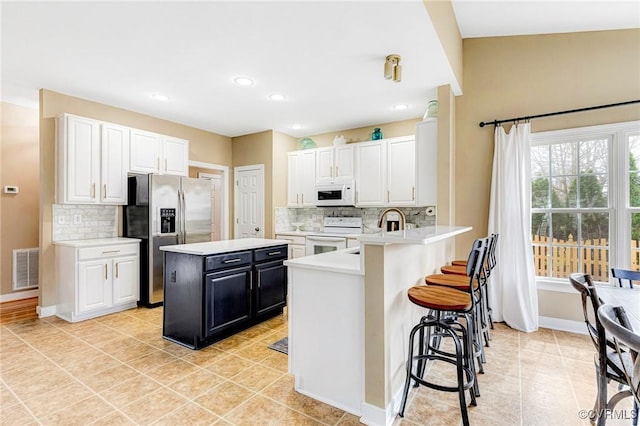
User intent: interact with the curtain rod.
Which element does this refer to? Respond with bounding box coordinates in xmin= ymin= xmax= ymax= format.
xmin=478 ymin=99 xmax=640 ymax=128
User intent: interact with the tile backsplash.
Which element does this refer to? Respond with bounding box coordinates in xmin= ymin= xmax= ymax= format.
xmin=275 ymin=206 xmax=436 ymax=233
xmin=53 ymin=204 xmax=118 ymax=241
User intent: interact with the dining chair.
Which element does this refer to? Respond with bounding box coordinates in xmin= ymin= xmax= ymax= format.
xmin=597 ymin=304 xmax=639 ymax=426
xmin=611 ymin=268 xmax=640 ymax=288
xmin=568 ymin=273 xmax=636 ymax=424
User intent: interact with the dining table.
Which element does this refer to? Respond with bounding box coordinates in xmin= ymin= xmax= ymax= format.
xmin=594 ymin=284 xmax=640 ymax=426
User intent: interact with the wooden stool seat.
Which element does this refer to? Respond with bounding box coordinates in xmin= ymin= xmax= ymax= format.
xmin=440 ymin=265 xmax=467 ymax=275
xmin=425 ymin=274 xmax=479 ymax=291
xmin=408 ymin=285 xmax=473 ymax=311
xmin=452 ymin=260 xmax=467 ymax=267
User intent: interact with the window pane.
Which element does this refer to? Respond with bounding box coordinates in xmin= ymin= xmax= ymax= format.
xmin=532 ymin=178 xmax=549 ymax=208
xmin=579 ymin=139 xmax=608 ymax=174
xmin=632 ymin=212 xmax=640 ymax=251
xmin=581 ymin=213 xmax=609 ymax=244
xmin=551 ymin=142 xmax=577 ymax=176
xmin=630 ymin=172 xmax=640 ymax=208
xmin=581 ymin=247 xmax=609 ymax=281
xmin=532 ymin=244 xmax=550 ymax=277
xmin=630 ymin=135 xmax=640 ymax=169
xmin=551 ymin=244 xmax=578 ymax=279
xmin=579 ymin=174 xmax=608 ymax=208
xmin=552 ymin=177 xmax=576 ymax=208
xmin=552 ymin=213 xmax=578 ymax=242
xmin=531 ymin=145 xmax=549 ymax=178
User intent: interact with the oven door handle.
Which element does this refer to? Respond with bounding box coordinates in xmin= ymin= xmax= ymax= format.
xmin=306 ymin=236 xmax=347 ymax=243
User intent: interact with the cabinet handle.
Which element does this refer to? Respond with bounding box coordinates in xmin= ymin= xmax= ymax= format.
xmin=336 ymin=165 xmax=339 ymax=177
xmin=157 ymin=157 xmax=160 ymax=171
xmin=257 ymin=274 xmax=261 ymax=288
xmin=165 ymin=158 xmax=168 ymax=171
xmin=223 ymin=258 xmax=242 ymax=264
xmin=301 ymin=193 xmax=304 ymax=204
xmin=330 ymin=166 xmax=334 ymax=177
xmin=267 ymin=251 xmax=281 ymax=256
xmin=115 ymin=262 xmax=119 ymax=278
xmin=92 ymin=183 xmax=96 ymax=199
xmin=104 ymin=264 xmax=108 ymax=280
xmin=387 ymin=190 xmax=390 ymax=203
xmin=103 ymin=184 xmax=107 ymax=198
xmin=296 ymin=193 xmax=299 ymax=204
xmin=412 ymin=186 xmax=415 ymax=201
xmin=102 ymin=250 xmax=120 ymax=254
xmin=356 ymin=191 xmax=359 ymax=204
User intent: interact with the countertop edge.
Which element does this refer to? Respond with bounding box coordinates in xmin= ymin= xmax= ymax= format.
xmin=160 ymin=238 xmax=290 ymax=255
xmin=53 ymin=237 xmax=141 ymax=247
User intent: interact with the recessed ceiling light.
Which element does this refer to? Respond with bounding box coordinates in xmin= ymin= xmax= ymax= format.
xmin=393 ymin=104 xmax=409 ymax=110
xmin=233 ymin=77 xmax=254 ymax=86
xmin=290 ymin=124 xmax=303 ymax=130
xmin=269 ymin=94 xmax=286 ymax=101
xmin=150 ymin=93 xmax=170 ymax=102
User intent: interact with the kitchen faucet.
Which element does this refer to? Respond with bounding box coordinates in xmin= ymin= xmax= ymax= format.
xmin=377 ymin=208 xmax=406 ymax=231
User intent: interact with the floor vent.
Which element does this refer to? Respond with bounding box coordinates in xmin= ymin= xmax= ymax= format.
xmin=13 ymin=248 xmax=39 ymax=291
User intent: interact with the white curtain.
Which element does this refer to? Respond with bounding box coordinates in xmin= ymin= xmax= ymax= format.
xmin=488 ymin=123 xmax=538 ymax=332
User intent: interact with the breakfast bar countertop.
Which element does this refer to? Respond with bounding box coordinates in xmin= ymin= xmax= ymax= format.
xmin=358 ymin=225 xmax=472 ymax=245
xmin=159 ymin=238 xmax=290 ymax=255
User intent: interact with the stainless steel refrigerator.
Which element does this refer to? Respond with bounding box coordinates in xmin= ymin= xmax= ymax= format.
xmin=124 ymin=174 xmax=211 ymax=307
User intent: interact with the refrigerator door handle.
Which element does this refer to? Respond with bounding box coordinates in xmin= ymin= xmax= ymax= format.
xmin=180 ymin=189 xmax=186 ymax=244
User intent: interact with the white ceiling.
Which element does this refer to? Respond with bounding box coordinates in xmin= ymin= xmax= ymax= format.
xmin=2 ymin=1 xmax=638 ymax=138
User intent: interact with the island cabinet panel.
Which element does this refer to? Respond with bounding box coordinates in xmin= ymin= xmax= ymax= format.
xmin=163 ymin=244 xmax=288 ymax=349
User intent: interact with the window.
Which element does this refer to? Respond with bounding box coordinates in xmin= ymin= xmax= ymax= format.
xmin=530 ymin=121 xmax=640 ymax=283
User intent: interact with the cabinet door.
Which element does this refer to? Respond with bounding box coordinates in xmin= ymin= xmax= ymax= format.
xmin=101 ymin=123 xmax=129 ymax=204
xmin=287 ymin=153 xmax=301 ymax=207
xmin=355 ymin=142 xmax=386 ymax=206
xmin=130 ymin=129 xmax=161 ymax=174
xmin=163 ymin=137 xmax=189 ymax=176
xmin=60 ymin=115 xmax=100 ymax=204
xmin=204 ymin=266 xmax=252 ymax=335
xmin=291 ymin=244 xmax=306 ymax=258
xmin=334 ymin=145 xmax=354 ymax=181
xmin=315 ymin=147 xmax=334 ymax=184
xmin=300 ymin=150 xmax=316 ymax=206
xmin=78 ymin=259 xmax=111 ymax=313
xmin=254 ymin=260 xmax=286 ymax=316
xmin=112 ymin=255 xmax=139 ymax=305
xmin=387 ymin=138 xmax=416 ymax=206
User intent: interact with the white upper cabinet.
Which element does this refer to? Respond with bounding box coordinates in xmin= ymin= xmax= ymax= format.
xmin=56 ymin=114 xmax=127 ymax=205
xmin=288 ymin=150 xmax=316 ymax=207
xmin=387 ymin=137 xmax=417 ymax=206
xmin=129 ymin=129 xmax=189 ymax=176
xmin=354 ymin=141 xmax=386 ymax=206
xmin=414 ymin=120 xmax=438 ymax=206
xmin=315 ymin=145 xmax=354 ymax=184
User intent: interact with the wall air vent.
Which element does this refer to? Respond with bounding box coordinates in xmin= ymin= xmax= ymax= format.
xmin=12 ymin=248 xmax=39 ymax=290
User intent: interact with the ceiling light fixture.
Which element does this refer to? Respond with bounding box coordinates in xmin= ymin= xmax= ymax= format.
xmin=290 ymin=124 xmax=303 ymax=130
xmin=393 ymin=104 xmax=409 ymax=111
xmin=269 ymin=94 xmax=286 ymax=101
xmin=233 ymin=77 xmax=254 ymax=86
xmin=150 ymin=93 xmax=170 ymax=102
xmin=384 ymin=54 xmax=402 ymax=83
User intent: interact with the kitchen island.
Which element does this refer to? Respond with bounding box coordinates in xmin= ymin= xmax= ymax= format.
xmin=285 ymin=225 xmax=472 ymax=425
xmin=160 ymin=238 xmax=289 ymax=349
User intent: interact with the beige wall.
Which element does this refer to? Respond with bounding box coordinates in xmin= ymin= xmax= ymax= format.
xmin=423 ymin=0 xmax=463 ymax=93
xmin=231 ymin=130 xmax=274 ymax=238
xmin=307 ymin=118 xmax=422 ymax=147
xmin=456 ymin=29 xmax=640 ymax=322
xmin=38 ymin=89 xmax=232 ymax=307
xmin=1 ymin=103 xmax=39 ymax=297
xmin=436 ymin=85 xmax=456 ymax=226
xmin=272 ymin=131 xmax=298 ymax=210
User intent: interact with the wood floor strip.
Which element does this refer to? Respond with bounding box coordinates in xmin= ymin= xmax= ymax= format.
xmin=0 ymin=297 xmax=38 ymax=325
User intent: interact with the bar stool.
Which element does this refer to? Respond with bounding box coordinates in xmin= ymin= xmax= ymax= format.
xmin=398 ymin=239 xmax=488 ymax=426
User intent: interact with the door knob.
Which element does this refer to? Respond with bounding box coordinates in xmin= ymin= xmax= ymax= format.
xmin=255 ymin=227 xmax=260 ymax=232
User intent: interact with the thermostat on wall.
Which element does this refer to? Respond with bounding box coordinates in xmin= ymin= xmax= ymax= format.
xmin=3 ymin=186 xmax=19 ymax=194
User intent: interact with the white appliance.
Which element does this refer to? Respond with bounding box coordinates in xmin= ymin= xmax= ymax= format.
xmin=315 ymin=181 xmax=355 ymax=207
xmin=305 ymin=217 xmax=362 ymax=255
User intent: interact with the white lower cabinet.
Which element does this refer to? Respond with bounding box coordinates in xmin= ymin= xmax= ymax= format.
xmin=56 ymin=239 xmax=140 ymax=322
xmin=275 ymin=234 xmax=306 ymax=258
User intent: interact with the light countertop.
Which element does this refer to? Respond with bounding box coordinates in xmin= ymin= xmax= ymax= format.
xmin=358 ymin=225 xmax=472 ymax=245
xmin=53 ymin=237 xmax=141 ymax=247
xmin=284 ymin=247 xmax=363 ymax=276
xmin=160 ymin=238 xmax=290 ymax=255
xmin=275 ymin=230 xmax=362 ymax=238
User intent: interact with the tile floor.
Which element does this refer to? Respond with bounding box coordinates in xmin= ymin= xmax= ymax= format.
xmin=0 ymin=308 xmax=636 ymax=426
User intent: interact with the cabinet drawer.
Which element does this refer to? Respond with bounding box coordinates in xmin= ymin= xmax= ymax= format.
xmin=275 ymin=235 xmax=305 ymax=245
xmin=205 ymin=251 xmax=252 ymax=272
xmin=254 ymin=245 xmax=288 ymax=263
xmin=78 ymin=244 xmax=138 ymax=261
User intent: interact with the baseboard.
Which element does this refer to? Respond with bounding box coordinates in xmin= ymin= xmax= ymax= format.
xmin=360 ymin=402 xmax=389 ymax=426
xmin=538 ymin=316 xmax=587 ymax=335
xmin=37 ymin=304 xmax=56 ymax=318
xmin=0 ymin=289 xmax=38 ymax=303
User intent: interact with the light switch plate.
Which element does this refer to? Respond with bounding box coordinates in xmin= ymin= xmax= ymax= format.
xmin=73 ymin=214 xmax=82 ymax=225
xmin=3 ymin=186 xmax=19 ymax=194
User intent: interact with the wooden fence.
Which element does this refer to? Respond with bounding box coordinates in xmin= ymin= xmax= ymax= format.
xmin=531 ymin=235 xmax=640 ymax=281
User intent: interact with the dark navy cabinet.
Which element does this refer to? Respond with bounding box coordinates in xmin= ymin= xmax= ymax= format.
xmin=163 ymin=245 xmax=287 ymax=349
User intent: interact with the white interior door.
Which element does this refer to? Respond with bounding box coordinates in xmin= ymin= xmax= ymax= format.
xmin=199 ymin=172 xmax=223 ymax=241
xmin=234 ymin=165 xmax=264 ymax=239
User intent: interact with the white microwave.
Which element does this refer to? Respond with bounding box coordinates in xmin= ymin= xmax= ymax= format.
xmin=315 ymin=182 xmax=355 ymax=206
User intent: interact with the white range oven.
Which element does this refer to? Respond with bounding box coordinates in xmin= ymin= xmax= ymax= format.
xmin=305 ymin=217 xmax=362 ymax=256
